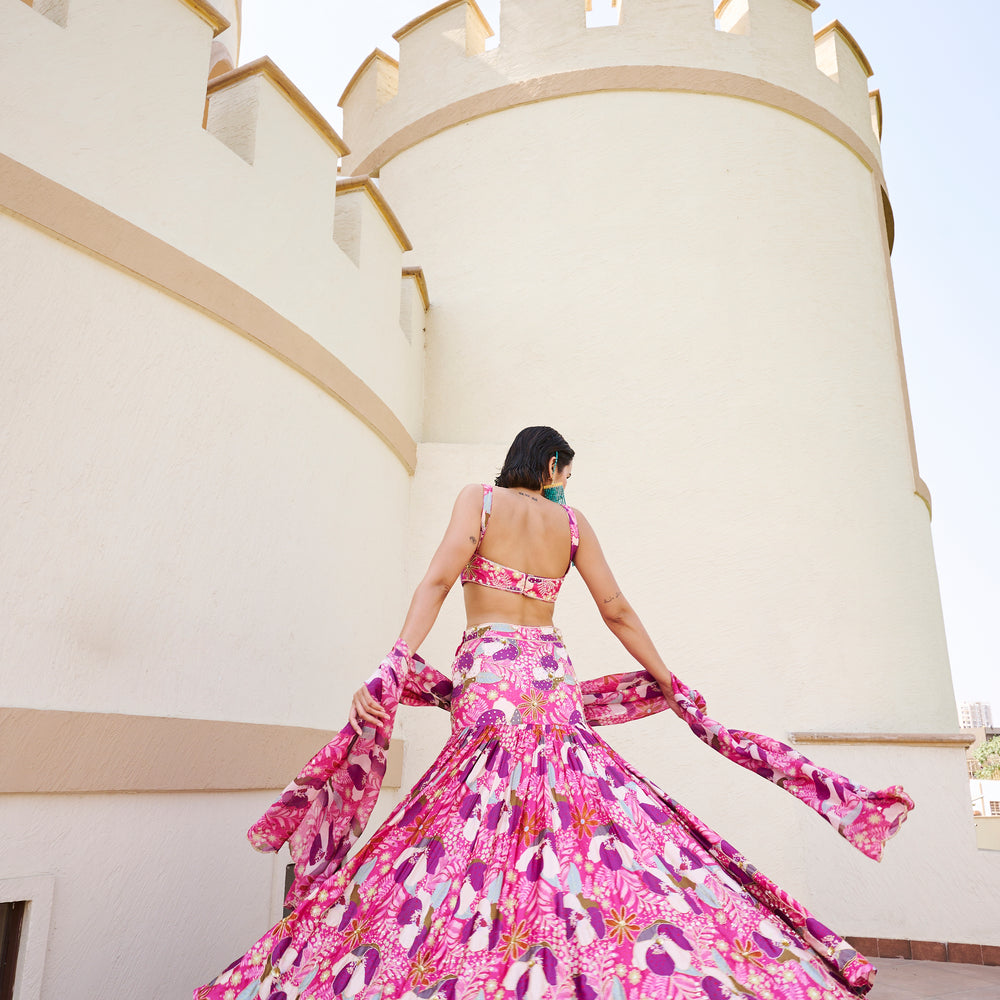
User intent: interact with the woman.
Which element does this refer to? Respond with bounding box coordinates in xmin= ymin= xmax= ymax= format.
xmin=196 ymin=426 xmax=907 ymax=1000
xmin=349 ymin=426 xmax=684 ymax=736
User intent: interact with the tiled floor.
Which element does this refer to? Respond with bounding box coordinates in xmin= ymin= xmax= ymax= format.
xmin=870 ymin=957 xmax=1000 ymax=998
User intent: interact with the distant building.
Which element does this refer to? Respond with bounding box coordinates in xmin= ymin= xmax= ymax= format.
xmin=960 ymin=701 xmax=994 ymax=729
xmin=971 ymin=778 xmax=1000 ymax=817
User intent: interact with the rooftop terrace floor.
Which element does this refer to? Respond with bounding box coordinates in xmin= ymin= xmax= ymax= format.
xmin=871 ymin=957 xmax=1000 ymax=998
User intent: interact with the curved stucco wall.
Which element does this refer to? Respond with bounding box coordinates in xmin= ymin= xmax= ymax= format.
xmin=383 ymin=90 xmax=948 ymax=732
xmin=378 ymin=75 xmax=995 ymax=942
xmin=0 ymin=4 xmax=426 ymax=995
xmin=0 ymin=182 xmax=414 ymax=998
xmin=340 ymin=0 xmax=882 ymax=180
xmin=1 ymin=786 xmax=409 ymax=999
xmin=0 ymin=209 xmax=411 ymax=728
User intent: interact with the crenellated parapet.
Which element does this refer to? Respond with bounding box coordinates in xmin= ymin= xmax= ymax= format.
xmin=0 ymin=0 xmax=428 ymax=465
xmin=207 ymin=56 xmax=349 ymax=165
xmin=340 ymin=0 xmax=881 ymax=179
xmin=395 ymin=0 xmax=494 ymax=84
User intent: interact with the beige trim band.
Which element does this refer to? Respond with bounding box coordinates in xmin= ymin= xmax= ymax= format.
xmin=0 ymin=151 xmax=417 ymax=472
xmin=788 ymin=731 xmax=974 ymax=748
xmin=393 ymin=0 xmax=494 ymax=43
xmin=208 ymin=56 xmax=350 ymax=157
xmin=0 ymin=707 xmax=403 ymax=793
xmin=339 ymin=48 xmax=399 ymax=109
xmin=353 ymin=65 xmax=884 ymax=183
xmin=178 ymin=0 xmax=230 ymax=37
xmin=337 ymin=175 xmax=414 ymax=251
xmin=208 ymin=54 xmax=234 ymax=81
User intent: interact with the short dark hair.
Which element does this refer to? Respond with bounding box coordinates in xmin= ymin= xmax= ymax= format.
xmin=495 ymin=426 xmax=575 ymax=490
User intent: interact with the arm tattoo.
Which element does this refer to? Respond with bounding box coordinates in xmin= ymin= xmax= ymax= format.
xmin=602 ymin=591 xmax=621 ymax=604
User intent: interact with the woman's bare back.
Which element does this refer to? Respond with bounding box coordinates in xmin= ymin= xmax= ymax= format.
xmin=463 ymin=486 xmax=575 ymax=627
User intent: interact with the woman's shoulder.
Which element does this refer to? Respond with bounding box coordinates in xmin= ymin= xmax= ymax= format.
xmin=449 ymin=483 xmax=487 ymax=513
xmin=454 ymin=482 xmax=488 ymax=501
xmin=568 ymin=506 xmax=593 ymax=536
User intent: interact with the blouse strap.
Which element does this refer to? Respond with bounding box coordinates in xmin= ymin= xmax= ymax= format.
xmin=565 ymin=505 xmax=580 ymax=565
xmin=480 ymin=484 xmax=493 ymax=544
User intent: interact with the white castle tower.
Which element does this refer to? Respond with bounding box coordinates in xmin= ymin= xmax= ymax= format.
xmin=1 ymin=0 xmax=997 ymax=996
xmin=341 ymin=0 xmax=1000 ymax=954
xmin=341 ymin=0 xmax=1000 ymax=964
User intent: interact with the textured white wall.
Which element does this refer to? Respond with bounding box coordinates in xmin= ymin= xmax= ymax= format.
xmin=0 ymin=203 xmax=417 ymax=994
xmin=1 ymin=790 xmax=279 ymax=999
xmin=801 ymin=745 xmax=1000 ymax=942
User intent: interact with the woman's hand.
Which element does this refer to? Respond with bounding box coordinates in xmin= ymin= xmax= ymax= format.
xmin=658 ymin=677 xmax=686 ymax=720
xmin=348 ymin=684 xmax=390 ymax=736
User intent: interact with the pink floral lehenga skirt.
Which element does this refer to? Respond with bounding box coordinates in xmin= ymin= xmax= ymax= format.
xmin=195 ymin=624 xmax=912 ymax=1000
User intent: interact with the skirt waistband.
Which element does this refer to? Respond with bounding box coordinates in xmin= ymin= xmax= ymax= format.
xmin=461 ymin=621 xmax=563 ymax=644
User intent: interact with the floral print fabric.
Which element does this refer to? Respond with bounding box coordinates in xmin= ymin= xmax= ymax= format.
xmin=460 ymin=554 xmax=567 ymax=603
xmin=198 ymin=626 xmax=912 ymax=1000
xmin=459 ymin=487 xmax=581 ymax=603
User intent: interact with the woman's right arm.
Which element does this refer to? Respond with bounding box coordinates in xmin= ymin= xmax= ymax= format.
xmin=348 ymin=484 xmax=483 ymax=734
xmin=572 ymin=508 xmax=685 ymax=719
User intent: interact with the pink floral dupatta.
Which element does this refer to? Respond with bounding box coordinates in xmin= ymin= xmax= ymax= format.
xmin=248 ymin=648 xmax=913 ymax=994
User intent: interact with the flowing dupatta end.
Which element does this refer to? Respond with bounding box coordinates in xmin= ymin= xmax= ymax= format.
xmin=247 ymin=645 xmax=451 ymax=908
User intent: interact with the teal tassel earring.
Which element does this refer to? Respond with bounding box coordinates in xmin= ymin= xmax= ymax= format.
xmin=542 ymin=450 xmax=566 ymax=504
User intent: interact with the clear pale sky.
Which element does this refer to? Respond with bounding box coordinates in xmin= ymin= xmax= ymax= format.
xmin=240 ymin=1 xmax=999 ymax=724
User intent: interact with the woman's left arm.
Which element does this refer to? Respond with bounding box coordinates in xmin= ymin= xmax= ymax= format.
xmin=349 ymin=484 xmax=482 ymax=733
